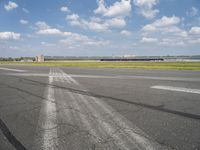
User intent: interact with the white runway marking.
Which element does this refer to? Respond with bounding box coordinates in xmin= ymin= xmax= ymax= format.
xmin=89 ymin=96 xmax=160 ymax=150
xmin=151 ymin=85 xmax=200 ymax=94
xmin=0 ymin=67 xmax=26 ymax=72
xmin=42 ymin=72 xmax=58 ymax=150
xmin=33 ymin=69 xmax=58 ymax=150
xmin=52 ymin=68 xmax=168 ymax=149
xmin=30 ymin=68 xmax=171 ymax=149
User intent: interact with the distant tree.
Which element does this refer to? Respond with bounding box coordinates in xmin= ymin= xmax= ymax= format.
xmin=8 ymin=57 xmax=13 ymax=61
xmin=16 ymin=58 xmax=19 ymax=61
xmin=19 ymin=57 xmax=23 ymax=61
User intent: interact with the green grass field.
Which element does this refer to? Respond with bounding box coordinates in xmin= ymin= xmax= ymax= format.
xmin=0 ymin=61 xmax=200 ymax=70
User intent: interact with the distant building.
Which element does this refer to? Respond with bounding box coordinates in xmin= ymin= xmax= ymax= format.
xmin=20 ymin=59 xmax=33 ymax=62
xmin=35 ymin=55 xmax=44 ymax=62
xmin=123 ymin=54 xmax=136 ymax=58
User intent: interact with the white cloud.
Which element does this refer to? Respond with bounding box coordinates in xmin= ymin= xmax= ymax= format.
xmin=4 ymin=1 xmax=18 ymax=11
xmin=189 ymin=38 xmax=200 ymax=44
xmin=20 ymin=19 xmax=28 ymax=25
xmin=142 ymin=24 xmax=156 ymax=32
xmin=106 ymin=17 xmax=126 ymax=28
xmin=86 ymin=40 xmax=110 ymax=46
xmin=90 ymin=17 xmax=103 ymax=22
xmin=66 ymin=14 xmax=126 ymax=32
xmin=142 ymin=16 xmax=181 ymax=33
xmin=60 ymin=6 xmax=70 ymax=12
xmin=37 ymin=28 xmax=62 ymax=35
xmin=81 ymin=20 xmax=109 ymax=32
xmin=173 ymin=41 xmax=185 ymax=46
xmin=66 ymin=1 xmax=131 ymax=33
xmin=0 ymin=32 xmax=20 ymax=40
xmin=66 ymin=14 xmax=81 ymax=26
xmin=140 ymin=9 xmax=159 ymax=19
xmin=151 ymin=16 xmax=180 ymax=27
xmin=134 ymin=0 xmax=158 ymax=7
xmin=66 ymin=14 xmax=80 ymax=20
xmin=141 ymin=37 xmax=158 ymax=43
xmin=187 ymin=7 xmax=198 ymax=17
xmin=9 ymin=46 xmax=20 ymax=50
xmin=141 ymin=17 xmax=187 ymax=46
xmin=120 ymin=30 xmax=132 ymax=36
xmin=34 ymin=21 xmax=110 ymax=47
xmin=159 ymin=38 xmax=185 ymax=46
xmin=28 ymin=21 xmax=110 ymax=50
xmin=159 ymin=38 xmax=172 ymax=45
xmin=22 ymin=8 xmax=29 ymax=13
xmin=94 ymin=0 xmax=131 ymax=17
xmin=41 ymin=42 xmax=56 ymax=47
xmin=161 ymin=26 xmax=183 ymax=33
xmin=141 ymin=16 xmax=189 ymax=45
xmin=159 ymin=26 xmax=188 ymax=38
xmin=133 ymin=0 xmax=159 ymax=19
xmin=189 ymin=27 xmax=200 ymax=34
xmin=35 ymin=21 xmax=50 ymax=30
xmin=60 ymin=32 xmax=110 ymax=46
xmin=35 ymin=21 xmax=62 ymax=35
xmin=67 ymin=14 xmax=103 ymax=31
xmin=174 ymin=30 xmax=188 ymax=38
xmin=94 ymin=0 xmax=107 ymax=15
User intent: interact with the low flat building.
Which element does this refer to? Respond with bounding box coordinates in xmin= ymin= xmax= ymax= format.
xmin=20 ymin=59 xmax=33 ymax=62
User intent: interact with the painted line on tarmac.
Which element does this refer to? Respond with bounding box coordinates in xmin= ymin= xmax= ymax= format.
xmin=42 ymin=68 xmax=58 ymax=150
xmin=0 ymin=67 xmax=26 ymax=72
xmin=5 ymin=73 xmax=200 ymax=82
xmin=54 ymin=68 xmax=169 ymax=149
xmin=151 ymin=85 xmax=200 ymax=94
xmin=33 ymin=68 xmax=58 ymax=150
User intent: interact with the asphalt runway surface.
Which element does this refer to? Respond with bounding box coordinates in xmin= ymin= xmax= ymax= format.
xmin=0 ymin=65 xmax=200 ymax=150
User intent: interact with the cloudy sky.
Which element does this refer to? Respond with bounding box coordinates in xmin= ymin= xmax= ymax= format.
xmin=0 ymin=0 xmax=200 ymax=57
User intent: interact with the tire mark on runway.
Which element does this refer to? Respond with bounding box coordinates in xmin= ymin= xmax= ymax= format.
xmin=53 ymin=68 xmax=170 ymax=150
xmin=5 ymin=72 xmax=200 ymax=82
xmin=0 ymin=118 xmax=27 ymax=150
xmin=6 ymin=71 xmax=200 ymax=122
xmin=53 ymin=69 xmax=102 ymax=149
xmin=4 ymin=75 xmax=200 ymax=121
xmin=75 ymin=93 xmax=138 ymax=150
xmin=53 ymin=70 xmax=133 ymax=149
xmin=75 ymin=92 xmax=166 ymax=150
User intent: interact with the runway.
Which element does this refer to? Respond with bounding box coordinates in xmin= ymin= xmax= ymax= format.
xmin=0 ymin=65 xmax=200 ymax=150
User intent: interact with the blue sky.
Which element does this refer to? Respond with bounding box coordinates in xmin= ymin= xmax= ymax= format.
xmin=0 ymin=0 xmax=200 ymax=57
